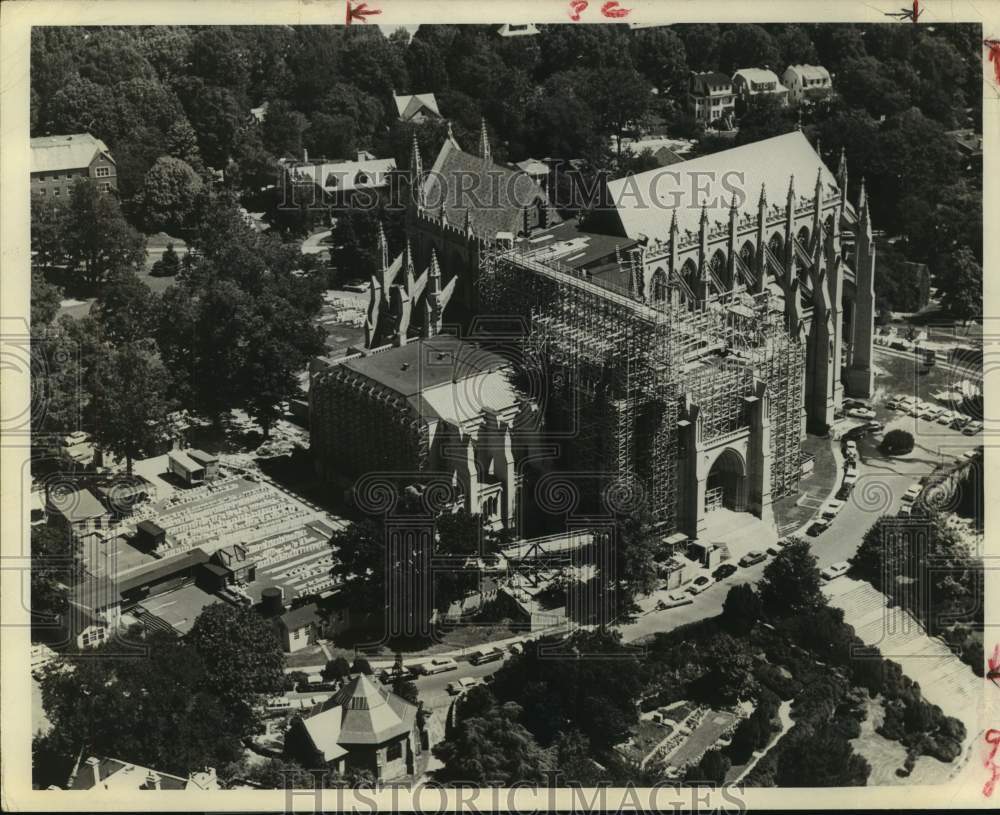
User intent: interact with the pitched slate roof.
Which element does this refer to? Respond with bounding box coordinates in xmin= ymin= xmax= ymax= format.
xmin=31 ymin=133 xmax=113 ymax=174
xmin=316 ymin=673 xmax=417 ymax=746
xmin=421 ymin=137 xmax=559 ymax=238
xmin=298 ymin=704 xmax=349 ymax=762
xmin=288 ymin=156 xmax=397 ymax=193
xmin=732 ymin=68 xmax=786 ymax=91
xmin=607 ymin=131 xmax=839 ymax=245
xmin=69 ymin=757 xmax=189 ymax=790
xmin=690 ymin=72 xmax=732 ymax=95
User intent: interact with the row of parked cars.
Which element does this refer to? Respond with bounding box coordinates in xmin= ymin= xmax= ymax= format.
xmin=658 ymin=547 xmax=783 ymax=609
xmin=886 ymin=395 xmax=982 ymax=434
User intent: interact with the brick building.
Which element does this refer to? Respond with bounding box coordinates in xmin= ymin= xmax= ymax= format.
xmin=30 ymin=133 xmax=117 ymax=198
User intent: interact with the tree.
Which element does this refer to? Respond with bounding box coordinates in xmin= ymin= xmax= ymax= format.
xmin=685 ymin=748 xmax=731 ymax=785
xmin=758 ymin=539 xmax=825 ymax=618
xmin=304 ymin=112 xmax=358 ymax=161
xmin=679 ymin=24 xmax=721 ymax=72
xmin=262 ymin=99 xmax=309 ymax=159
xmin=489 ymin=629 xmax=642 ymax=750
xmin=718 ymin=25 xmax=781 ymax=73
xmin=38 ymin=632 xmax=245 ymax=779
xmin=242 ymin=758 xmax=323 ymax=789
xmin=351 ymin=656 xmax=373 ymax=675
xmin=321 ymin=656 xmax=352 ymax=682
xmin=937 ymin=247 xmax=982 ymax=324
xmin=774 ymin=723 xmax=871 ymax=786
xmin=880 ymin=428 xmax=915 ymax=456
xmin=31 ymin=196 xmax=69 ymax=275
xmin=150 ymin=243 xmax=182 ymax=277
xmin=610 ymin=509 xmax=661 ymax=618
xmin=721 ymin=583 xmax=761 ymax=635
xmin=186 ymin=603 xmax=286 ymax=728
xmin=31 ymin=270 xmax=63 ymax=327
xmin=31 ymin=524 xmax=78 ymax=629
xmin=433 ymin=692 xmax=553 ymax=785
xmin=579 ymin=67 xmax=651 ymax=159
xmin=735 ymin=94 xmax=797 ymax=146
xmin=142 ymin=156 xmax=205 ymax=233
xmin=62 ymin=179 xmax=147 ymax=290
xmin=91 ymin=269 xmax=157 ymax=345
xmin=630 ymin=28 xmax=688 ymax=95
xmin=88 ymin=340 xmax=171 ymax=474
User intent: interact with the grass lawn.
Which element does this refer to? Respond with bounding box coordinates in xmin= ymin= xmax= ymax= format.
xmin=285 ymin=644 xmax=328 ymax=669
xmin=667 ymin=709 xmax=738 ymax=769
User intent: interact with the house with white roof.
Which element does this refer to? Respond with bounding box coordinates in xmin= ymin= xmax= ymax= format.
xmin=30 ymin=133 xmax=116 ymax=198
xmin=731 ymin=68 xmax=789 ymax=109
xmin=782 ymin=64 xmax=833 ymax=104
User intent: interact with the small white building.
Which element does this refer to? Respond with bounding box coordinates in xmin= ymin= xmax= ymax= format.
xmin=782 ymin=64 xmax=833 ymax=104
xmin=732 ymin=68 xmax=789 ymax=107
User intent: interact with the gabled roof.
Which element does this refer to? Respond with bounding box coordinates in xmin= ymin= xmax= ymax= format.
xmin=394 ymin=92 xmax=440 ymax=121
xmin=31 ymin=133 xmax=113 ymax=174
xmin=288 ymin=156 xmax=397 ymax=193
xmin=785 ymin=64 xmax=831 ymax=82
xmin=278 ymin=602 xmax=319 ymax=632
xmin=732 ymin=68 xmax=786 ymax=90
xmin=690 ymin=72 xmax=732 ymax=95
xmin=607 ymin=131 xmax=839 ymax=245
xmin=421 ymin=137 xmax=557 ymax=238
xmin=298 ymin=704 xmax=349 ymax=762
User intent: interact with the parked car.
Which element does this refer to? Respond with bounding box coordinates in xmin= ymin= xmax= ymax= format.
xmin=469 ymin=648 xmax=505 ymax=666
xmin=821 ymin=500 xmax=845 ymax=520
xmin=920 ymin=406 xmax=940 ymax=420
xmin=508 ymin=642 xmax=525 ymax=655
xmin=712 ymin=563 xmax=738 ymax=581
xmin=766 ymin=545 xmax=781 ymax=557
xmin=843 ymin=399 xmax=868 ymax=410
xmin=951 ymin=415 xmax=970 ymax=430
xmin=687 ymin=575 xmax=714 ymax=595
xmin=738 ymin=550 xmax=767 ymax=567
xmin=898 ymin=503 xmax=912 ymax=517
xmin=847 ymin=407 xmax=877 ymax=420
xmin=821 ymin=561 xmax=851 ymax=581
xmin=843 ymin=440 xmax=858 ymax=459
xmin=447 ymin=677 xmax=480 ymax=695
xmin=901 ymin=483 xmax=922 ymax=503
xmin=842 ymin=470 xmax=859 ymax=488
xmin=860 ymin=420 xmax=884 ymax=433
xmin=885 ymin=400 xmax=901 ymax=411
xmin=775 ymin=536 xmax=795 ymax=548
xmin=963 ymin=421 xmax=983 ymax=436
xmin=961 ymin=448 xmax=980 ymax=461
xmin=660 ymin=591 xmax=694 ymax=609
xmin=342 ymin=280 xmax=370 ymax=293
xmin=836 ymin=483 xmax=852 ymax=501
xmin=413 ymin=657 xmax=458 ymax=676
xmin=807 ymin=518 xmax=831 ymax=537
xmin=937 ymin=411 xmax=956 ymax=425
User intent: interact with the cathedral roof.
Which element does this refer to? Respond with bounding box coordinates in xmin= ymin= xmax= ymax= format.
xmin=421 ymin=137 xmax=558 ymax=238
xmin=607 ymin=131 xmax=840 ymax=245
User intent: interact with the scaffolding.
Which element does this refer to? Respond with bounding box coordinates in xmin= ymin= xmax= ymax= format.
xmin=473 ymin=241 xmax=805 ymax=531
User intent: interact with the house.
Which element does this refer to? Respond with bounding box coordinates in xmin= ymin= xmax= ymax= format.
xmin=393 ymin=92 xmax=441 ymax=123
xmin=946 ymin=129 xmax=983 ymax=174
xmin=283 ymin=673 xmax=421 ymax=780
xmin=654 ymin=146 xmax=686 ymax=167
xmin=30 ymin=133 xmax=117 ymax=197
xmin=248 ymin=101 xmax=269 ymax=125
xmin=731 ymin=68 xmax=789 ymax=110
xmin=273 ymin=602 xmax=319 ymax=653
xmin=68 ymin=756 xmax=219 ymax=790
xmin=687 ymin=72 xmax=735 ymax=127
xmin=782 ymin=64 xmax=832 ymax=104
xmin=515 ymin=158 xmax=549 ymax=184
xmin=283 ymin=151 xmax=397 ymax=210
xmin=167 ymin=449 xmax=205 ymax=486
xmin=47 ymin=487 xmax=111 ymax=542
xmin=497 ymin=23 xmax=540 ymax=37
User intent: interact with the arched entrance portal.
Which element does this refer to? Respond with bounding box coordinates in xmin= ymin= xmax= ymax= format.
xmin=705 ymin=449 xmax=748 ymax=513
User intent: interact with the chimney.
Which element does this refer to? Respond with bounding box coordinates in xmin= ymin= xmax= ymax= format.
xmin=146 ymin=771 xmax=161 ymax=790
xmin=85 ymin=756 xmax=101 ymax=788
xmin=303 ymin=147 xmax=309 ymax=164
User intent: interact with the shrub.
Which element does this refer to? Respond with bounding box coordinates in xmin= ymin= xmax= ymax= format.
xmin=881 ymin=429 xmax=915 ymax=456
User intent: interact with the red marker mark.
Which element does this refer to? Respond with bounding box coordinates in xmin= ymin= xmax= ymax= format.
xmin=987 ymin=40 xmax=1000 ymax=85
xmin=346 ymin=0 xmax=381 ymax=24
xmin=568 ymin=0 xmax=588 ymax=21
xmin=985 ymin=729 xmax=1000 ymax=797
xmin=884 ymin=0 xmax=921 ymax=22
xmin=601 ymin=0 xmax=631 ymax=17
xmin=912 ymin=0 xmax=922 ymax=23
xmin=988 ymin=643 xmax=1000 ymax=689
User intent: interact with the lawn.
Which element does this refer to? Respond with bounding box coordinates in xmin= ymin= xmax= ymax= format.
xmin=666 ymin=708 xmax=738 ymax=769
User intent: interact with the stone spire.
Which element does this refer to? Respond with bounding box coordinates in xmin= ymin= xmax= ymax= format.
xmin=464 ymin=208 xmax=473 ymax=236
xmin=837 ymin=146 xmax=848 ymax=190
xmin=411 ymin=133 xmax=424 ymax=208
xmin=758 ymin=182 xmax=767 ymax=213
xmin=446 ymin=119 xmax=455 ymax=142
xmin=425 ymin=249 xmax=444 ymax=337
xmin=858 ymin=178 xmax=872 ymax=240
xmin=376 ymin=220 xmax=388 ymax=274
xmin=669 ymin=208 xmax=679 ymax=274
xmin=478 ymin=117 xmax=491 ymax=163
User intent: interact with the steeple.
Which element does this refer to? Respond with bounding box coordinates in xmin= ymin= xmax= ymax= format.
xmin=376 ymin=220 xmax=388 ymax=274
xmin=858 ymin=178 xmax=872 ymax=239
xmin=411 ymin=133 xmax=424 ymax=208
xmin=786 ymin=175 xmax=796 ymax=208
xmin=758 ymin=182 xmax=767 ymax=213
xmin=446 ymin=119 xmax=455 ymax=143
xmin=478 ymin=117 xmax=491 ymax=163
xmin=837 ymin=147 xmax=849 ymax=211
xmin=730 ymin=192 xmax=739 ymax=217
xmin=464 ymin=208 xmax=473 ymax=236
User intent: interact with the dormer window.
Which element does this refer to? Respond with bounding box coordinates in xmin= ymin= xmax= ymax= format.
xmin=325 ymin=173 xmax=339 ymax=188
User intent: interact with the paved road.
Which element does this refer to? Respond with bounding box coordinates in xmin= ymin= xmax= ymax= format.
xmin=302 ymin=230 xmax=332 ymax=255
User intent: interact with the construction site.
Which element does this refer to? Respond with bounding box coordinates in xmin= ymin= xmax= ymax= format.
xmin=476 ymin=242 xmax=805 ymax=539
